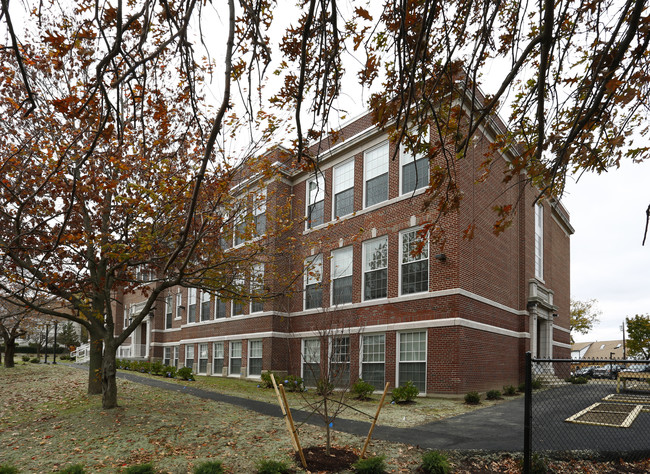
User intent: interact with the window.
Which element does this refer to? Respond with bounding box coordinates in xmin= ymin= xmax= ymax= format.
xmin=535 ymin=203 xmax=544 ymax=280
xmin=213 ymin=342 xmax=224 ymax=374
xmin=230 ymin=341 xmax=242 ymax=375
xmin=163 ymin=347 xmax=172 ymax=366
xmin=173 ymin=346 xmax=179 ymax=368
xmin=331 ymin=246 xmax=353 ymax=305
xmin=306 ymin=174 xmax=325 ymax=228
xmin=333 ymin=160 xmax=354 ymax=218
xmin=185 ymin=344 xmax=195 ymax=369
xmin=234 ymin=209 xmax=246 ymax=246
xmin=253 ymin=189 xmax=267 ymax=236
xmin=232 ymin=276 xmax=245 ymax=316
xmin=198 ymin=343 xmax=209 ymax=374
xmin=302 ymin=339 xmax=321 ymax=387
xmin=214 ymin=296 xmax=227 ymax=319
xmin=175 ymin=291 xmax=183 ymax=319
xmin=187 ymin=288 xmax=197 ymax=323
xmin=331 ymin=336 xmax=350 ymax=388
xmin=200 ymin=291 xmax=211 ymax=321
xmin=251 ymin=264 xmax=264 ymax=313
xmin=248 ymin=340 xmax=263 ymax=376
xmin=165 ymin=295 xmax=173 ymax=329
xmin=401 ymin=127 xmax=429 ymax=194
xmin=364 ymin=142 xmax=389 ymax=207
xmin=398 ymin=331 xmax=426 ymax=392
xmin=400 ymin=229 xmax=428 ymax=295
xmin=361 ymin=334 xmax=385 ymax=390
xmin=305 ymin=254 xmax=323 ymax=310
xmin=123 ymin=308 xmax=128 ymax=329
xmin=364 ymin=237 xmax=388 ymax=300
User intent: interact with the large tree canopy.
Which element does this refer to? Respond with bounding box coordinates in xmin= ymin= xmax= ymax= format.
xmin=570 ymin=298 xmax=601 ymax=343
xmin=626 ymin=314 xmax=650 ymax=359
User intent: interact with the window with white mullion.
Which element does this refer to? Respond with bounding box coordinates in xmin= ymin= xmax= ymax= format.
xmin=234 ymin=209 xmax=247 ymax=246
xmin=253 ymin=189 xmax=267 ymax=236
xmin=185 ymin=344 xmax=195 ymax=369
xmin=306 ymin=175 xmax=325 ymax=228
xmin=364 ymin=237 xmax=388 ymax=300
xmin=535 ymin=203 xmax=544 ymax=280
xmin=214 ymin=296 xmax=226 ymax=319
xmin=187 ymin=288 xmax=197 ymax=323
xmin=331 ymin=246 xmax=353 ymax=305
xmin=200 ymin=290 xmax=211 ymax=321
xmin=175 ymin=291 xmax=183 ymax=319
xmin=229 ymin=341 xmax=242 ymax=375
xmin=232 ymin=276 xmax=245 ymax=316
xmin=173 ymin=346 xmax=179 ymax=368
xmin=333 ymin=160 xmax=354 ymax=218
xmin=251 ymin=263 xmax=264 ymax=313
xmin=198 ymin=343 xmax=209 ymax=374
xmin=364 ymin=142 xmax=389 ymax=207
xmin=248 ymin=340 xmax=263 ymax=376
xmin=165 ymin=294 xmax=173 ymax=329
xmin=305 ymin=254 xmax=323 ymax=310
xmin=163 ymin=347 xmax=172 ymax=366
xmin=398 ymin=331 xmax=426 ymax=392
xmin=213 ymin=342 xmax=224 ymax=374
xmin=302 ymin=338 xmax=321 ymax=387
xmin=400 ymin=127 xmax=430 ymax=194
xmin=400 ymin=229 xmax=429 ymax=295
xmin=330 ymin=336 xmax=350 ymax=388
xmin=361 ymin=334 xmax=385 ymax=390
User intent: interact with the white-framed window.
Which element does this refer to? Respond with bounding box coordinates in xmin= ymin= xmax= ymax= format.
xmin=302 ymin=338 xmax=321 ymax=386
xmin=248 ymin=340 xmax=263 ymax=376
xmin=306 ymin=174 xmax=325 ymax=228
xmin=400 ymin=127 xmax=429 ymax=195
xmin=185 ymin=344 xmax=195 ymax=369
xmin=253 ymin=188 xmax=267 ymax=236
xmin=361 ymin=334 xmax=385 ymax=390
xmin=400 ymin=229 xmax=429 ymax=295
xmin=200 ymin=290 xmax=211 ymax=321
xmin=364 ymin=142 xmax=389 ymax=207
xmin=214 ymin=296 xmax=227 ymax=319
xmin=305 ymin=254 xmax=323 ymax=310
xmin=333 ymin=159 xmax=354 ymax=218
xmin=234 ymin=209 xmax=246 ymax=246
xmin=535 ymin=202 xmax=544 ymax=280
xmin=123 ymin=308 xmax=128 ymax=329
xmin=331 ymin=246 xmax=353 ymax=305
xmin=363 ymin=237 xmax=388 ymax=300
xmin=163 ymin=347 xmax=172 ymax=366
xmin=229 ymin=341 xmax=242 ymax=375
xmin=187 ymin=288 xmax=197 ymax=323
xmin=198 ymin=343 xmax=209 ymax=374
xmin=173 ymin=346 xmax=179 ymax=368
xmin=331 ymin=336 xmax=350 ymax=388
xmin=175 ymin=290 xmax=183 ymax=319
xmin=251 ymin=263 xmax=264 ymax=313
xmin=165 ymin=294 xmax=173 ymax=329
xmin=398 ymin=331 xmax=426 ymax=392
xmin=213 ymin=342 xmax=224 ymax=374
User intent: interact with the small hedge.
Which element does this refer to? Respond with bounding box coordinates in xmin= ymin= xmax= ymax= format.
xmin=464 ymin=391 xmax=481 ymax=405
xmin=193 ymin=460 xmax=224 ymax=474
xmin=255 ymin=459 xmax=291 ymax=474
xmin=0 ymin=465 xmax=19 ymax=474
xmin=122 ymin=464 xmax=155 ymax=474
xmin=503 ymin=385 xmax=517 ymax=396
xmin=351 ymin=379 xmax=376 ymax=400
xmin=486 ymin=389 xmax=501 ymax=400
xmin=391 ymin=381 xmax=419 ymax=403
xmin=56 ymin=464 xmax=86 ymax=473
xmin=565 ymin=375 xmax=588 ymax=384
xmin=421 ymin=450 xmax=450 ymax=474
xmin=352 ymin=455 xmax=387 ymax=473
xmin=177 ymin=367 xmax=195 ymax=381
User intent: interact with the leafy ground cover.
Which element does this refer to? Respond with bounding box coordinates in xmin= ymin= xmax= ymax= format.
xmin=2 ymin=362 xmax=650 ymax=473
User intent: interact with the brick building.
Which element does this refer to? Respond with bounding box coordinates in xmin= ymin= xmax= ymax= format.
xmin=114 ymin=109 xmax=573 ymax=395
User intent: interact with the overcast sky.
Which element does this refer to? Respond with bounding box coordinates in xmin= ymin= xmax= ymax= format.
xmin=562 ymin=160 xmax=650 ymax=343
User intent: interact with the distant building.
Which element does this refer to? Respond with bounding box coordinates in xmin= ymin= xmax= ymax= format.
xmin=571 ymin=340 xmax=625 ymax=361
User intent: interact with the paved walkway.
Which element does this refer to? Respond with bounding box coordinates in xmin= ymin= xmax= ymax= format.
xmin=77 ymin=366 xmax=650 ymax=455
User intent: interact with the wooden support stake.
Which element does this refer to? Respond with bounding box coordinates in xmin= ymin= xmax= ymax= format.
xmin=360 ymin=382 xmax=390 ymax=458
xmin=270 ymin=374 xmax=298 ymax=451
xmin=279 ymin=383 xmax=307 ymax=469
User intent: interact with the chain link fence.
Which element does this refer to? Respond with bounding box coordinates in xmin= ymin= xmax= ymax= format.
xmin=524 ymin=355 xmax=650 ymax=472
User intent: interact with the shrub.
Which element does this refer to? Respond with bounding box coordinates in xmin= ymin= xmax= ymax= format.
xmin=165 ymin=366 xmax=177 ymax=378
xmin=193 ymin=460 xmax=224 ymax=474
xmin=352 ymin=455 xmax=387 ymax=474
xmin=30 ymin=357 xmax=40 ymax=364
xmin=391 ymin=381 xmax=419 ymax=403
xmin=503 ymin=385 xmax=517 ymax=396
xmin=56 ymin=464 xmax=85 ymax=473
xmin=351 ymin=379 xmax=376 ymax=400
xmin=0 ymin=465 xmax=19 ymax=474
xmin=177 ymin=367 xmax=194 ymax=381
xmin=464 ymin=391 xmax=481 ymax=405
xmin=150 ymin=360 xmax=165 ymax=376
xmin=486 ymin=389 xmax=501 ymax=400
xmin=255 ymin=459 xmax=291 ymax=474
xmin=22 ymin=355 xmax=30 ymax=362
xmin=59 ymin=354 xmax=71 ymax=361
xmin=260 ymin=371 xmax=279 ymax=388
xmin=517 ymin=382 xmax=526 ymax=392
xmin=283 ymin=375 xmax=303 ymax=392
xmin=532 ymin=379 xmax=542 ymax=390
xmin=122 ymin=464 xmax=155 ymax=474
xmin=421 ymin=450 xmax=450 ymax=474
xmin=567 ymin=376 xmax=588 ymax=384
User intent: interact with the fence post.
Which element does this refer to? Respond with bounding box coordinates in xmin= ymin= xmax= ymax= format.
xmin=523 ymin=351 xmax=532 ymax=474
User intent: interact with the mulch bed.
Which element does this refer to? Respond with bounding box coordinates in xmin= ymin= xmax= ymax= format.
xmin=296 ymin=446 xmax=358 ymax=472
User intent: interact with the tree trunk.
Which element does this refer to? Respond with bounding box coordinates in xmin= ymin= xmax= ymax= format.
xmin=4 ymin=339 xmax=16 ymax=368
xmin=324 ymin=396 xmax=330 ymax=456
xmin=102 ymin=339 xmax=118 ymax=409
xmin=88 ymin=332 xmax=103 ymax=395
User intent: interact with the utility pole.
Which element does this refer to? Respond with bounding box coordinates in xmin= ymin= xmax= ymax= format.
xmin=621 ymin=320 xmax=626 ymax=360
